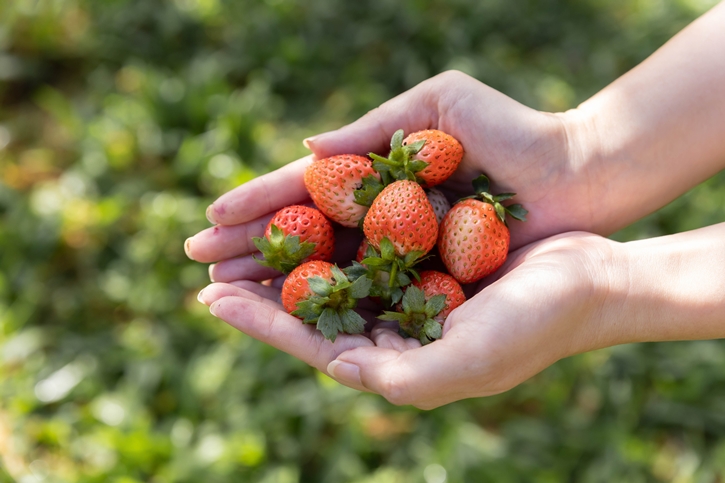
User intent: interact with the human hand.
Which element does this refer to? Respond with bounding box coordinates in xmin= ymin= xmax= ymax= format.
xmin=197 ymin=232 xmax=621 ymax=408
xmin=184 ymin=70 xmax=592 ymax=271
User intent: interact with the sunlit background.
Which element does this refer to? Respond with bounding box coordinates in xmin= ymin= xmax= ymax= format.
xmin=2 ymin=0 xmax=725 ymax=481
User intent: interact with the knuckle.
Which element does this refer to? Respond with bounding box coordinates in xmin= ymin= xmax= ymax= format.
xmin=379 ymin=376 xmax=414 ymax=406
xmin=437 ymin=69 xmax=470 ymax=84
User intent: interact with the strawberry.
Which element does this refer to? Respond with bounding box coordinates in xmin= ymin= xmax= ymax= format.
xmin=282 ymin=261 xmax=372 ymax=342
xmin=363 ymin=180 xmax=438 ymax=258
xmin=378 ymin=271 xmax=465 ymax=344
xmin=304 ymin=154 xmax=380 ymax=228
xmin=426 ymin=188 xmax=451 ymax=225
xmin=252 ymin=205 xmax=334 ymax=274
xmin=369 ymin=129 xmax=463 ymax=188
xmin=356 ymin=238 xmax=372 ymax=263
xmin=347 ymin=237 xmax=416 ymax=308
xmin=412 ymin=270 xmax=466 ymax=322
xmin=438 ymin=175 xmax=527 ymax=284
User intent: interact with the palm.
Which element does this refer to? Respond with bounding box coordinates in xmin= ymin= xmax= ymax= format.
xmin=187 ymin=71 xmax=599 ymax=401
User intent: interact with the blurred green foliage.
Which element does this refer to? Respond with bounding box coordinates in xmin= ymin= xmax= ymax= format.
xmin=2 ymin=0 xmax=725 ymax=481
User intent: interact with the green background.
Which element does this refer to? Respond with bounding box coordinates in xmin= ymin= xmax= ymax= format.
xmin=2 ymin=0 xmax=725 ymax=481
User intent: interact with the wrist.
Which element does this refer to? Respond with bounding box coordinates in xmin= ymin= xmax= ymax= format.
xmin=546 ymin=107 xmax=610 ymax=235
xmin=600 ymin=223 xmax=725 ymax=345
xmin=564 ymin=235 xmax=630 ymax=355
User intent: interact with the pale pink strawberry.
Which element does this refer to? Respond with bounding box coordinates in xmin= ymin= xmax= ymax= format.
xmin=438 ymin=175 xmax=527 ymax=284
xmin=304 ymin=154 xmax=380 ymax=228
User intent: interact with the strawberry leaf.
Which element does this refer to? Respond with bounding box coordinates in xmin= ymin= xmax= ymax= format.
xmin=269 ymin=224 xmax=285 ymax=245
xmin=380 ymin=237 xmax=395 ymax=260
xmin=343 ymin=262 xmax=369 ymax=281
xmin=360 ymin=257 xmax=388 ymax=268
xmin=494 ymin=202 xmax=506 ymax=223
xmin=391 ymin=129 xmax=404 ymax=150
xmin=391 ymin=288 xmax=404 ymax=305
xmin=506 ymin=204 xmax=528 ymax=222
xmin=494 ymin=193 xmax=516 ymax=202
xmin=396 ymin=271 xmax=411 ymax=287
xmin=422 ymin=320 xmax=442 ymax=343
xmin=404 ymin=139 xmax=426 ymax=154
xmin=472 ymin=174 xmax=490 ymax=195
xmin=403 ymin=250 xmax=425 ymax=266
xmin=408 ymin=159 xmax=429 ymax=173
xmin=291 ymin=298 xmax=324 ymax=323
xmin=340 ymin=309 xmax=366 ymax=335
xmin=378 ymin=311 xmax=409 ymax=323
xmin=317 ymin=308 xmax=344 ymax=342
xmin=308 ymin=276 xmax=333 ymax=297
xmin=402 ymin=285 xmax=426 ymax=314
xmin=350 ymin=276 xmax=373 ymax=299
xmin=330 ymin=265 xmax=348 ymax=284
xmin=353 ymin=175 xmax=385 ymax=207
xmin=424 ymin=294 xmax=448 ymax=318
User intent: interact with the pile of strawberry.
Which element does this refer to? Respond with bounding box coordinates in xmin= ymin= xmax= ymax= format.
xmin=253 ymin=129 xmax=527 ymax=344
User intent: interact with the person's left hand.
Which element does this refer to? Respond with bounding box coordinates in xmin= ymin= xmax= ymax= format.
xmin=198 ymin=231 xmax=624 ymax=409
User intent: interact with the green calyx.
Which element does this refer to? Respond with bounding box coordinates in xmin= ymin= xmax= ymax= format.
xmin=353 ymin=174 xmax=385 ymax=208
xmin=291 ymin=264 xmax=372 ymax=342
xmin=462 ymin=174 xmax=528 ymax=224
xmin=346 ymin=237 xmax=423 ymax=308
xmin=352 ymin=129 xmax=429 ymax=207
xmin=378 ymin=285 xmax=446 ymax=345
xmin=370 ymin=129 xmax=428 ymax=184
xmin=252 ymin=224 xmax=317 ymax=274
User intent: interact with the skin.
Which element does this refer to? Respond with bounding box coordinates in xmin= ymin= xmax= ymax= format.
xmin=187 ymin=1 xmax=725 ymax=409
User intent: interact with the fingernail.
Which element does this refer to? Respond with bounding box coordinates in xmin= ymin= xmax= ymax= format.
xmin=197 ymin=288 xmax=205 ymax=303
xmin=184 ymin=238 xmax=195 ymax=260
xmin=208 ymin=263 xmax=216 ymax=282
xmin=327 ymin=360 xmax=362 ymax=386
xmin=205 ymin=204 xmax=217 ymax=224
xmin=209 ymin=301 xmax=220 ymax=317
xmin=302 ymin=137 xmax=317 ymax=150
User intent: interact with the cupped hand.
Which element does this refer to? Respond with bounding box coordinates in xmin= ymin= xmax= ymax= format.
xmin=197 ymin=232 xmax=622 ymax=409
xmin=184 ymin=70 xmax=595 ymax=272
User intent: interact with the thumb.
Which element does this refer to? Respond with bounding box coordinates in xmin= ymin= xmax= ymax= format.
xmin=304 ymin=77 xmax=442 ymax=159
xmin=327 ymin=338 xmax=465 ymax=409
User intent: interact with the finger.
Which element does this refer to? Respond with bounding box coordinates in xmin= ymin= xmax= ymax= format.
xmin=198 ymin=282 xmax=283 ymax=310
xmin=270 ymin=275 xmax=286 ymax=289
xmin=304 ymin=78 xmax=440 ymax=158
xmin=209 ymin=254 xmax=281 ymax=283
xmin=206 ymin=291 xmax=375 ymax=374
xmin=206 ymin=156 xmax=314 ymax=226
xmin=370 ymin=326 xmax=421 ymax=352
xmin=328 ymin=337 xmax=468 ymax=409
xmin=185 ymin=213 xmax=273 ymax=263
xmin=228 ymin=280 xmax=281 ymax=302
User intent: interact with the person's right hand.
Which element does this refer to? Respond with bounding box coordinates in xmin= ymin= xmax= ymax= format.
xmin=188 ymin=70 xmax=593 ymax=271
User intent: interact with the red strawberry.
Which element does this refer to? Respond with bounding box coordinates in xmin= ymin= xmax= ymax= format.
xmin=369 ymin=129 xmax=463 ymax=188
xmin=356 ymin=238 xmax=372 ymax=263
xmin=253 ymin=205 xmax=334 ymax=274
xmin=426 ymin=188 xmax=451 ymax=225
xmin=363 ymin=180 xmax=438 ymax=258
xmin=348 ymin=237 xmax=413 ymax=308
xmin=281 ymin=261 xmax=372 ymax=342
xmin=378 ymin=270 xmax=465 ymax=344
xmin=438 ymin=175 xmax=527 ymax=284
xmin=304 ymin=154 xmax=380 ymax=228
